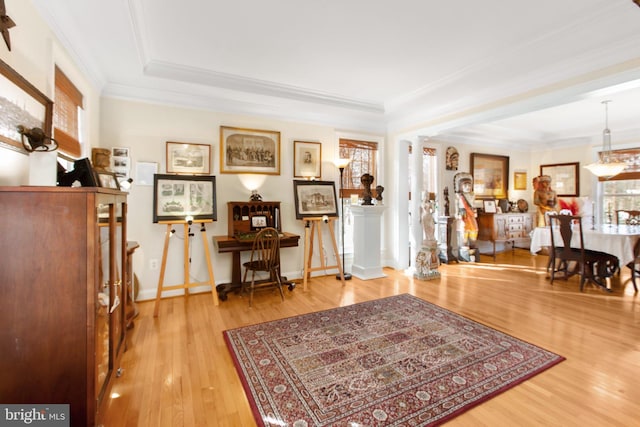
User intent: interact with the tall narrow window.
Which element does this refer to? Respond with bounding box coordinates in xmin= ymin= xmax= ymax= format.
xmin=53 ymin=66 xmax=83 ymax=158
xmin=338 ymin=138 xmax=378 ymax=197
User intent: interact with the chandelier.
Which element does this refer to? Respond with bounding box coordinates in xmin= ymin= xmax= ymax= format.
xmin=584 ymin=100 xmax=627 ymax=178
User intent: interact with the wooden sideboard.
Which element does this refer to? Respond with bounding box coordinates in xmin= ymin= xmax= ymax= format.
xmin=0 ymin=187 xmax=129 ymax=427
xmin=477 ymin=212 xmax=536 ymax=259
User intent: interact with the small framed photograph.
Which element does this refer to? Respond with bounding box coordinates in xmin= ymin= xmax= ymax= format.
xmin=251 ymin=215 xmax=268 ymax=230
xmin=220 ymin=126 xmax=280 ymax=174
xmin=166 ymin=141 xmax=211 ymax=175
xmin=293 ymin=180 xmax=338 ymax=219
xmin=97 ymin=171 xmax=121 ymax=190
xmin=294 ymin=141 xmax=321 ymax=178
xmin=483 ymin=199 xmax=497 ymax=213
xmin=153 ymin=174 xmax=217 ymax=223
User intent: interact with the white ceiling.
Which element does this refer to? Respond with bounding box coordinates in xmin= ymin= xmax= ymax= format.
xmin=30 ymin=0 xmax=640 ymax=147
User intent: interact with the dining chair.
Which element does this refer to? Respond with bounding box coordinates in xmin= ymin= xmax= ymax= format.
xmin=242 ymin=227 xmax=286 ymax=307
xmin=616 ymin=209 xmax=640 ymax=226
xmin=623 ymin=238 xmax=640 ymax=293
xmin=548 ymin=214 xmax=616 ymax=292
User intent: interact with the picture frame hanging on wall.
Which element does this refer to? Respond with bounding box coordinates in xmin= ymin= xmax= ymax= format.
xmin=0 ymin=59 xmax=53 ymax=154
xmin=153 ymin=174 xmax=217 ymax=223
xmin=220 ymin=126 xmax=280 ymax=175
xmin=470 ymin=153 xmax=509 ymax=200
xmin=540 ymin=162 xmax=579 ymax=197
xmin=166 ymin=141 xmax=211 ymax=175
xmin=293 ymin=141 xmax=322 ymax=178
xmin=292 ymin=180 xmax=338 ymax=219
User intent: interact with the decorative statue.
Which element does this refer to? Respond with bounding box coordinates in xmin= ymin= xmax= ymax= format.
xmin=421 ymin=199 xmax=437 ymax=246
xmin=414 ymin=197 xmax=440 ymax=280
xmin=454 ymin=172 xmax=478 ymax=245
xmin=533 ymin=175 xmax=558 ymax=226
xmin=375 ymin=185 xmax=384 ymax=204
xmin=361 ymin=173 xmax=374 ymax=205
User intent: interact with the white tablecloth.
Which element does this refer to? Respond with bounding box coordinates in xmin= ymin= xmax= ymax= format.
xmin=530 ymin=225 xmax=640 ymax=266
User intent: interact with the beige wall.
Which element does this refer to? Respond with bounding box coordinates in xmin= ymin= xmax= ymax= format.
xmin=101 ymin=97 xmax=352 ymax=300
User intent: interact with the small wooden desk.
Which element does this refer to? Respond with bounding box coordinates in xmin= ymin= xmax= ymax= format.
xmin=213 ymin=232 xmax=300 ymax=300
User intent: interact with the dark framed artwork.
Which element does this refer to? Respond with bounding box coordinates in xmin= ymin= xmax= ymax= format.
xmin=293 ymin=141 xmax=322 ymax=178
xmin=0 ymin=58 xmax=53 ymax=154
xmin=97 ymin=171 xmax=121 ymax=190
xmin=220 ymin=126 xmax=280 ymax=174
xmin=293 ymin=180 xmax=338 ymax=219
xmin=470 ymin=153 xmax=509 ymax=200
xmin=540 ymin=162 xmax=579 ymax=197
xmin=166 ymin=141 xmax=211 ymax=175
xmin=153 ymin=174 xmax=217 ymax=223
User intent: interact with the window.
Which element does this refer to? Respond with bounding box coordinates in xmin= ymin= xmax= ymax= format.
xmin=599 ymin=147 xmax=640 ymax=223
xmin=338 ymin=138 xmax=378 ymax=197
xmin=53 ymin=66 xmax=83 ymax=158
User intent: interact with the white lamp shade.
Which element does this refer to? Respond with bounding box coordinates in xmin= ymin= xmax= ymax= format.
xmin=584 ymin=161 xmax=627 ymax=178
xmin=334 ymin=158 xmax=350 ymax=169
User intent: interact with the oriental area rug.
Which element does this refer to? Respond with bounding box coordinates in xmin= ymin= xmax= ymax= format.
xmin=223 ymin=294 xmax=565 ymax=426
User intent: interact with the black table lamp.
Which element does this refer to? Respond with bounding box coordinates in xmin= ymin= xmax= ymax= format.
xmin=334 ymin=158 xmax=352 ymax=280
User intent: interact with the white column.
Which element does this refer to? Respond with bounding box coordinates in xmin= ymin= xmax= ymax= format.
xmin=351 ymin=205 xmax=386 ymax=280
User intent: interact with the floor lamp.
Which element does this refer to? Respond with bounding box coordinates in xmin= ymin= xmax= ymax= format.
xmin=334 ymin=158 xmax=352 ymax=280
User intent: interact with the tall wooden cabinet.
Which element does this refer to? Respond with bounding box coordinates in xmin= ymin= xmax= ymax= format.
xmin=0 ymin=187 xmax=128 ymax=427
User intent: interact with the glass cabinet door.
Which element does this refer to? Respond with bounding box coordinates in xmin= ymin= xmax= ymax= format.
xmin=96 ymin=197 xmax=112 ymax=400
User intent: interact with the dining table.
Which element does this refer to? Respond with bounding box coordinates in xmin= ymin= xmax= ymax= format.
xmin=530 ymin=224 xmax=640 ymax=267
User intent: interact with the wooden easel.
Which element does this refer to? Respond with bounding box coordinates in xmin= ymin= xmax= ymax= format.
xmin=153 ymin=220 xmax=218 ymax=317
xmin=302 ymin=217 xmax=346 ymax=291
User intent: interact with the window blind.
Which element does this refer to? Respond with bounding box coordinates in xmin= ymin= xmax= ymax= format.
xmin=54 ymin=66 xmax=83 ymax=158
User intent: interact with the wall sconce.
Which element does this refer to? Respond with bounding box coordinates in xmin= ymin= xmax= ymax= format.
xmin=17 ymin=125 xmax=58 ymax=152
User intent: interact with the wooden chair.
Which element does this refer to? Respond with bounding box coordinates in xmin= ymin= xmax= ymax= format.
xmin=616 ymin=209 xmax=640 ymax=225
xmin=242 ymin=227 xmax=287 ymax=307
xmin=548 ymin=214 xmax=616 ymax=292
xmin=623 ymin=238 xmax=640 ymax=293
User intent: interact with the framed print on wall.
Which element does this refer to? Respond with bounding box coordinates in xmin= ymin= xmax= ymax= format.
xmin=293 ymin=180 xmax=338 ymax=219
xmin=220 ymin=126 xmax=280 ymax=174
xmin=470 ymin=153 xmax=509 ymax=200
xmin=0 ymin=59 xmax=53 ymax=154
xmin=540 ymin=162 xmax=579 ymax=197
xmin=514 ymin=171 xmax=527 ymax=190
xmin=166 ymin=141 xmax=211 ymax=175
xmin=153 ymin=174 xmax=217 ymax=223
xmin=294 ymin=141 xmax=322 ymax=178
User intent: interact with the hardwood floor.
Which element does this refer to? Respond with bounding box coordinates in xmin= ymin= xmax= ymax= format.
xmin=102 ymin=249 xmax=640 ymax=426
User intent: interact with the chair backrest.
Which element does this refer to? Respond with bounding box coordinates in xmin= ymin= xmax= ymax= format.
xmin=548 ymin=214 xmax=585 ymax=260
xmin=249 ymin=227 xmax=281 ymax=271
xmin=616 ymin=209 xmax=640 ymax=225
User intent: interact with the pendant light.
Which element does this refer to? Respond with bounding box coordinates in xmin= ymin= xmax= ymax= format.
xmin=584 ymin=100 xmax=626 ymax=178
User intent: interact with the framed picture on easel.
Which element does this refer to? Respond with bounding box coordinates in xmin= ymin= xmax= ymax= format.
xmin=293 ymin=180 xmax=338 ymax=219
xmin=153 ymin=174 xmax=217 ymax=223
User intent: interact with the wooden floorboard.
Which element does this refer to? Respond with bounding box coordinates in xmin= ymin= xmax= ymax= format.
xmin=102 ymin=249 xmax=640 ymax=426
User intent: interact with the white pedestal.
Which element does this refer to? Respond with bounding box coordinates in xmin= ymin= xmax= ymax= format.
xmin=351 ymin=205 xmax=386 ymax=280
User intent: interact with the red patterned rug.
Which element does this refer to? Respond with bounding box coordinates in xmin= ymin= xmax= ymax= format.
xmin=223 ymin=294 xmax=564 ymax=426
